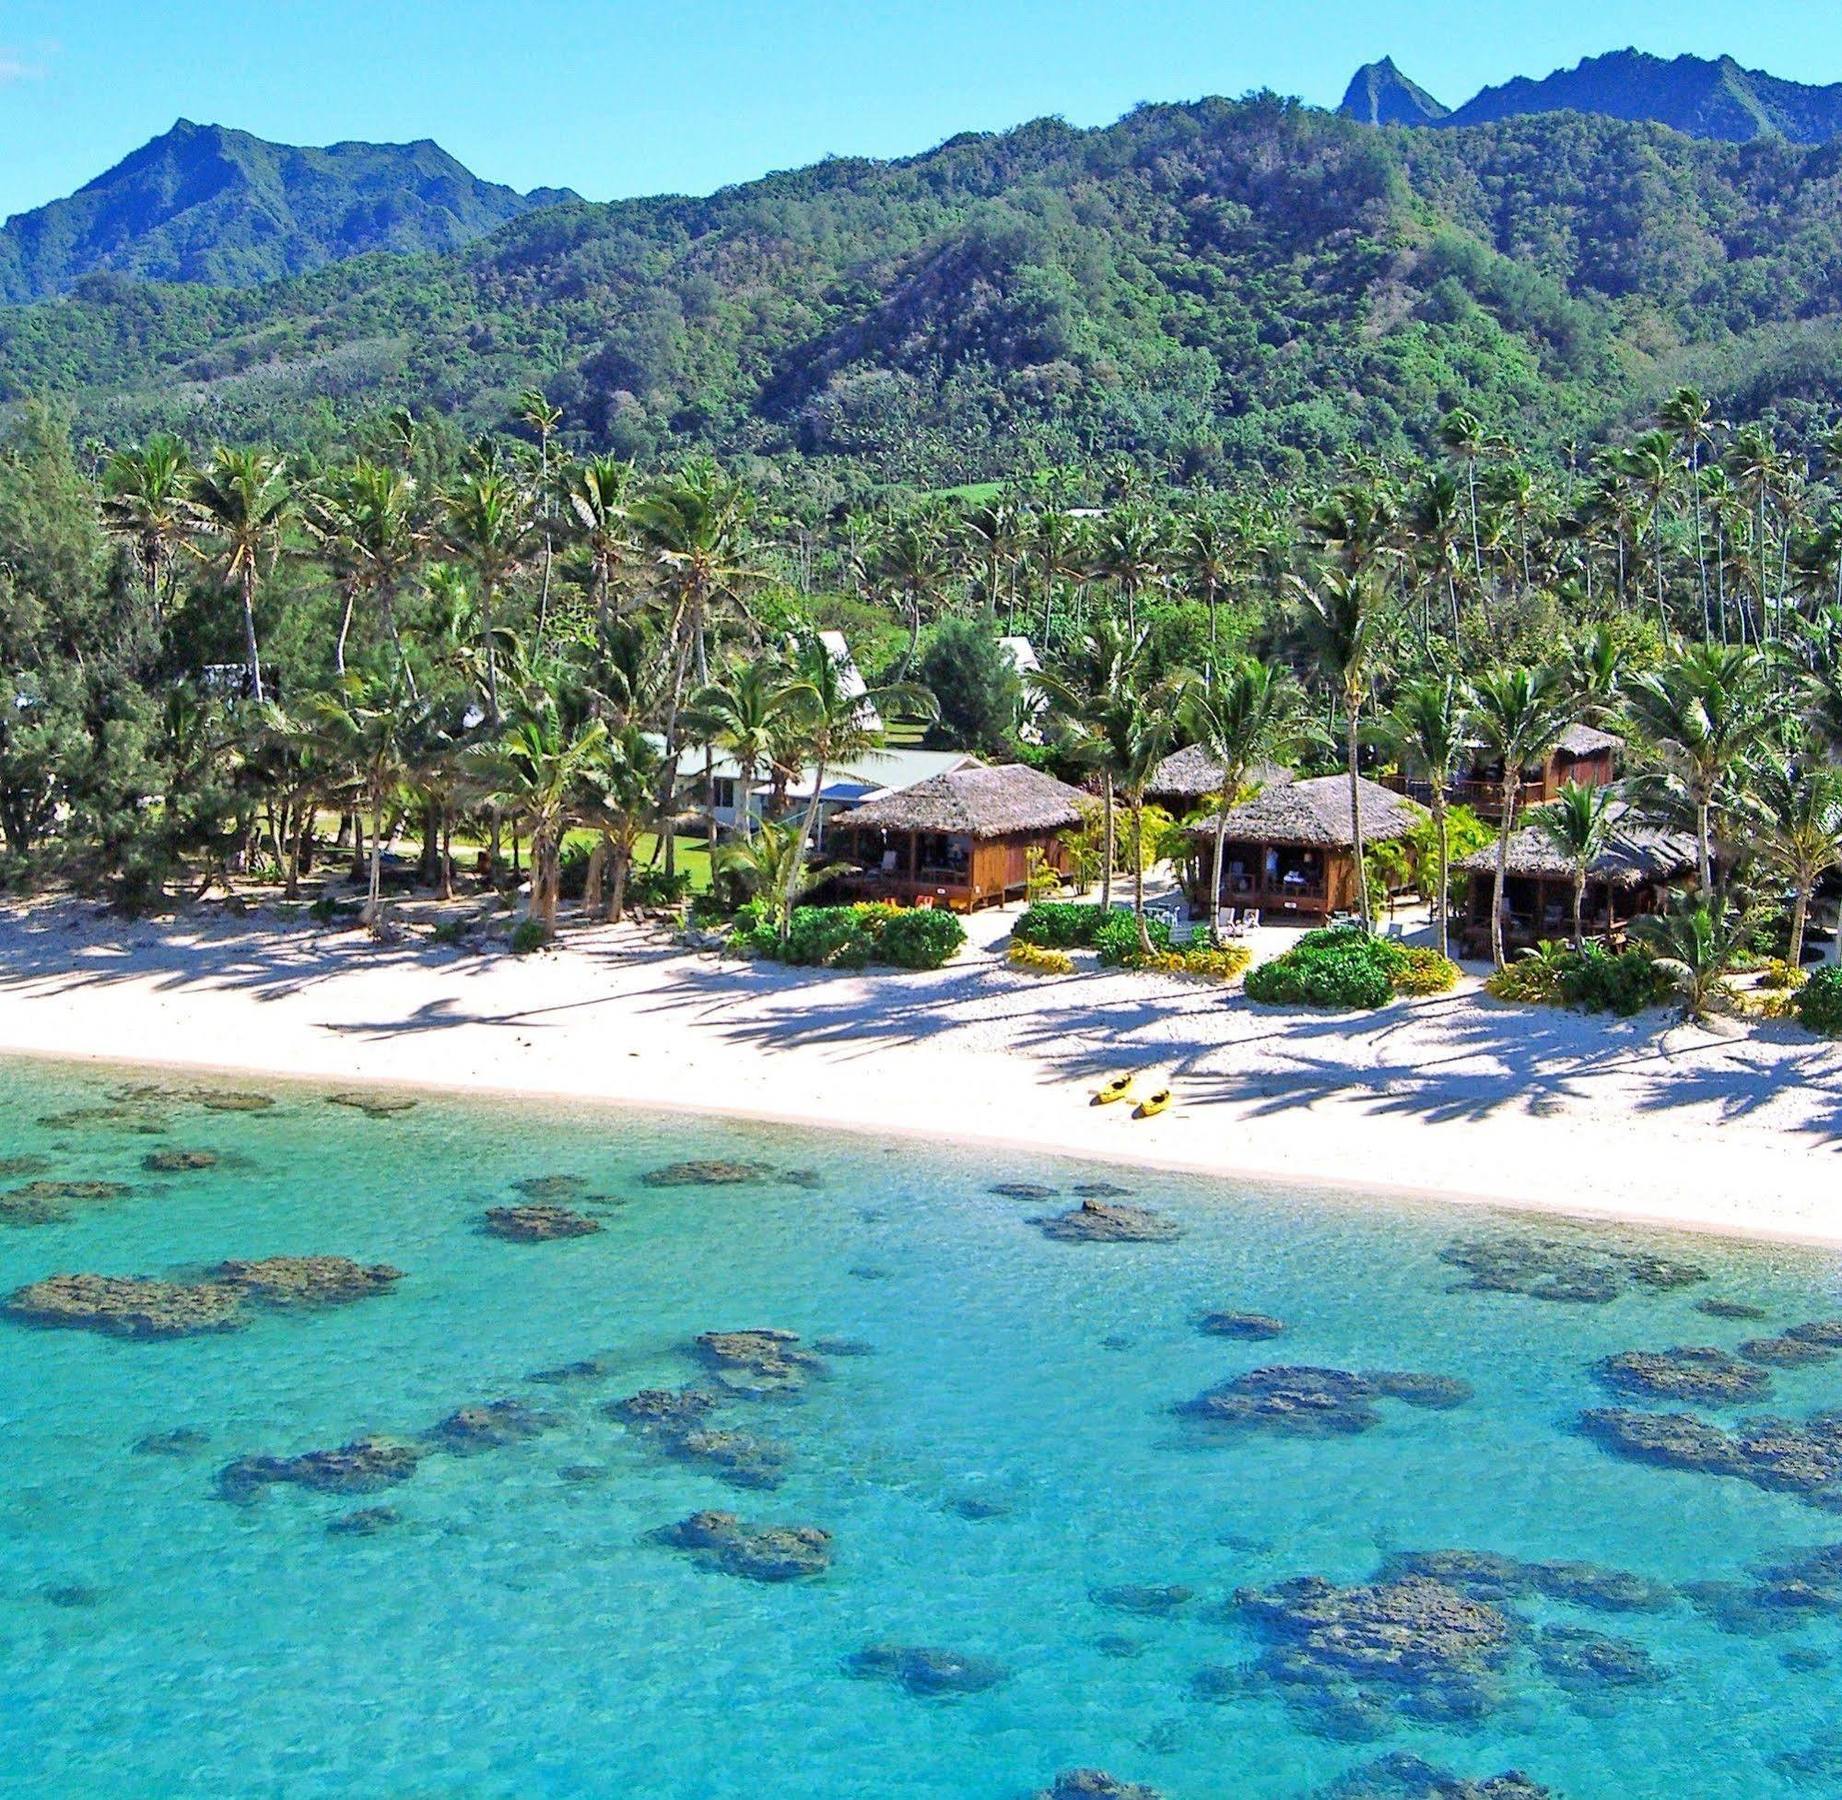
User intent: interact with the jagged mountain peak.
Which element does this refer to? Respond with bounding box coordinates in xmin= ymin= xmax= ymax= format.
xmin=1339 ymin=58 xmax=1450 ymax=127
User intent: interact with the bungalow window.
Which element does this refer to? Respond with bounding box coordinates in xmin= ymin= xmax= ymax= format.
xmin=712 ymin=777 xmax=737 ymax=811
xmin=915 ymin=832 xmax=968 ymax=877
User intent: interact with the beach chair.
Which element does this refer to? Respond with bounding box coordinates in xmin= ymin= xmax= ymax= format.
xmin=1241 ymin=909 xmax=1261 ymax=934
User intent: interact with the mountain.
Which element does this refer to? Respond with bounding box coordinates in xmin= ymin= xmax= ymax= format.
xmin=1349 ymin=50 xmax=1842 ymax=144
xmin=0 ymin=121 xmax=576 ymax=303
xmin=5 ymin=95 xmax=1842 ymax=483
xmin=1339 ymin=58 xmax=1449 ymax=128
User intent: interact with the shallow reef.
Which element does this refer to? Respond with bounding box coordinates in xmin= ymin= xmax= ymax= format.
xmin=141 ymin=1149 xmax=219 ymax=1173
xmin=610 ymin=1385 xmax=790 ymax=1489
xmin=1439 ymin=1234 xmax=1706 ymax=1304
xmin=430 ymin=1399 xmax=558 ymax=1454
xmin=1696 ymin=1299 xmax=1770 ymax=1322
xmin=990 ymin=1181 xmax=1059 ymax=1201
xmin=1224 ymin=1571 xmax=1517 ymax=1736
xmin=1592 ymin=1346 xmax=1773 ymax=1404
xmin=219 ymin=1436 xmax=425 ymax=1503
xmin=1198 ymin=1310 xmax=1288 ymax=1339
xmin=0 ymin=1154 xmax=53 ymax=1177
xmin=1579 ymin=1406 xmax=1842 ymax=1508
xmin=1378 ymin=1551 xmax=1674 ymax=1614
xmin=133 ymin=1427 xmax=211 ymax=1457
xmin=641 ymin=1159 xmax=773 ymax=1188
xmin=1739 ymin=1334 xmax=1836 ymax=1368
xmin=1029 ymin=1199 xmax=1182 ymax=1243
xmin=326 ymin=1506 xmax=400 ymax=1537
xmin=510 ymin=1174 xmax=590 ymax=1199
xmin=693 ymin=1328 xmax=827 ymax=1396
xmin=1533 ymin=1624 xmax=1667 ymax=1695
xmin=0 ymin=1178 xmax=134 ymax=1225
xmin=1681 ymin=1542 xmax=1842 ymax=1634
xmin=483 ymin=1204 xmax=602 ymax=1242
xmin=844 ymin=1643 xmax=1010 ymax=1697
xmin=1035 ymin=1773 xmax=1162 ymax=1800
xmin=213 ymin=1257 xmax=403 ymax=1307
xmin=1317 ymin=1753 xmax=1558 ymax=1798
xmin=1221 ymin=1544 xmax=1668 ymax=1742
xmin=7 ymin=1273 xmax=244 ymax=1337
xmin=326 ymin=1090 xmax=416 ymax=1118
xmin=7 ymin=1256 xmax=401 ymax=1339
xmin=654 ymin=1509 xmax=831 ymax=1582
xmin=1177 ymin=1365 xmax=1471 ymax=1438
xmin=1091 ymin=1583 xmax=1193 ymax=1617
xmin=527 ymin=1356 xmax=613 ymax=1385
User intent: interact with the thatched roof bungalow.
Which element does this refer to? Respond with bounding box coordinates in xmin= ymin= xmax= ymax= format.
xmin=1147 ymin=745 xmax=1294 ymax=810
xmin=1385 ymin=721 xmax=1625 ymax=818
xmin=1454 ymin=808 xmax=1696 ymax=953
xmin=828 ymin=764 xmax=1093 ymax=911
xmin=1180 ymin=774 xmax=1425 ymax=922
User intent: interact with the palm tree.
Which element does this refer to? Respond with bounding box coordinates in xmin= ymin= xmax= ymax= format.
xmin=859 ymin=515 xmax=951 ymax=672
xmin=100 ymin=434 xmax=194 ymax=621
xmin=1748 ymin=754 xmax=1842 ymax=971
xmin=1622 ymin=644 xmax=1774 ymax=895
xmin=715 ymin=819 xmax=828 ymax=938
xmin=580 ymin=721 xmax=663 ymax=922
xmin=475 ymin=698 xmax=608 ymax=938
xmin=303 ymin=460 xmax=422 ymax=678
xmin=1376 ymin=675 xmax=1472 ymax=957
xmin=519 ymin=389 xmax=564 ymax=649
xmin=309 ymin=667 xmax=429 ymax=930
xmin=960 ymin=495 xmax=1023 ymax=624
xmin=190 ymin=448 xmax=294 ymax=703
xmin=1109 ymin=667 xmax=1192 ymax=954
xmin=1623 ymin=429 xmax=1678 ymax=637
xmin=1031 ymin=620 xmax=1139 ymax=911
xmin=629 ymin=461 xmax=761 ymax=877
xmin=1470 ymin=665 xmax=1575 ymax=968
xmin=443 ymin=469 xmax=535 ymax=722
xmin=1182 ymin=658 xmax=1298 ymax=935
xmin=1438 ymin=407 xmax=1487 ymax=581
xmin=1660 ymin=386 xmax=1722 ymax=637
xmin=687 ymin=657 xmax=799 ymax=844
xmin=1288 ymin=564 xmax=1394 ymax=928
xmin=1092 ymin=506 xmax=1167 ymax=634
xmin=567 ymin=454 xmax=634 ymax=626
xmin=775 ymin=635 xmax=932 ymax=939
xmin=1536 ymin=780 xmax=1616 ymax=950
xmin=1632 ymin=901 xmax=1749 ymax=1023
xmin=1178 ymin=509 xmax=1236 ymax=664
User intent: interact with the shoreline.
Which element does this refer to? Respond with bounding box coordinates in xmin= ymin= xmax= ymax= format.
xmin=1 ymin=900 xmax=1840 ymax=1250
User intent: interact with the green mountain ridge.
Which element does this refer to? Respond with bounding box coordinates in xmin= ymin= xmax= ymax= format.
xmin=0 ymin=120 xmax=576 ymax=303
xmin=1344 ymin=48 xmax=1842 ymax=144
xmin=5 ymin=95 xmax=1842 ymax=483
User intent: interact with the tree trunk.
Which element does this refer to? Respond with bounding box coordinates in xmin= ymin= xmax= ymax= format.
xmin=1696 ymin=795 xmax=1713 ymax=897
xmin=1489 ymin=777 xmax=1519 ymax=970
xmin=607 ymin=840 xmax=632 ymax=923
xmin=1099 ymin=775 xmax=1115 ymax=912
xmin=1431 ymin=787 xmax=1449 ymax=959
xmin=333 ymin=587 xmax=356 ymax=679
xmin=365 ymin=796 xmax=384 ymax=928
xmin=1790 ymin=882 xmax=1810 ymax=973
xmin=480 ymin=573 xmax=500 ymax=721
xmin=1346 ymin=700 xmax=1370 ymax=929
xmin=1572 ymin=869 xmax=1586 ymax=952
xmin=240 ymin=563 xmax=265 ymax=704
xmin=1210 ymin=812 xmax=1230 ymax=938
xmin=783 ymin=756 xmax=828 ymax=938
xmin=1130 ymin=797 xmax=1153 ymax=958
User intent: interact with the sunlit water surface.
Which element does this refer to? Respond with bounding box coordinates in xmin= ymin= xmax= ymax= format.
xmin=1 ymin=1058 xmax=1839 ymax=1799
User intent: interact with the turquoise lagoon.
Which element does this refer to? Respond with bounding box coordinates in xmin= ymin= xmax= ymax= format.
xmin=2 ymin=1057 xmax=1841 ymax=1799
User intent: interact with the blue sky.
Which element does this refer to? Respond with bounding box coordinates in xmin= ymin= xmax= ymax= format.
xmin=3 ymin=1 xmax=1840 ymax=219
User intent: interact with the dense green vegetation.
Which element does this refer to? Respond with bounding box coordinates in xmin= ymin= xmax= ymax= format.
xmin=12 ymin=97 xmax=1842 ymax=484
xmin=0 ymin=121 xmax=572 ymax=304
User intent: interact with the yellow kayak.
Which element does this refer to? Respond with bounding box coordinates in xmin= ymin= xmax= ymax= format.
xmin=1134 ymin=1088 xmax=1172 ymax=1119
xmin=1091 ymin=1074 xmax=1134 ymax=1107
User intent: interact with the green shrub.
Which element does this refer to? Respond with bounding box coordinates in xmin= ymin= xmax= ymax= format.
xmin=1394 ymin=946 xmax=1461 ymax=995
xmin=1092 ymin=910 xmax=1174 ymax=967
xmin=628 ymin=867 xmax=692 ymax=907
xmin=1796 ymin=964 xmax=1842 ymax=1036
xmin=743 ymin=902 xmax=964 ymax=971
xmin=557 ymin=840 xmax=594 ymax=900
xmin=1485 ymin=941 xmax=1664 ymax=1015
xmin=878 ymin=905 xmax=966 ymax=969
xmin=1013 ymin=901 xmax=1104 ymax=948
xmin=509 ymin=919 xmax=548 ymax=955
xmin=1244 ymin=927 xmax=1397 ymax=1009
xmin=1558 ymin=944 xmax=1668 ymax=1016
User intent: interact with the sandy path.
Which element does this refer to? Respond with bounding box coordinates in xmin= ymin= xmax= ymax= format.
xmin=0 ymin=899 xmax=1837 ymax=1246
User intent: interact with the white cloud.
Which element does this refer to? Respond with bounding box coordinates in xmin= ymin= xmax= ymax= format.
xmin=0 ymin=46 xmax=50 ymax=85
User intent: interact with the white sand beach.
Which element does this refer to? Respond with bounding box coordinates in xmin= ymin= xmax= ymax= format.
xmin=0 ymin=897 xmax=1838 ymax=1247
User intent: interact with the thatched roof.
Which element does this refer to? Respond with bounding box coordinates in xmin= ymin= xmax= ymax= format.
xmin=1186 ymin=773 xmax=1425 ymax=848
xmin=835 ymin=763 xmax=1091 ymax=837
xmin=1454 ymin=806 xmax=1695 ymax=888
xmin=1557 ymin=723 xmax=1623 ymax=758
xmin=1148 ymin=744 xmax=1294 ymax=801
